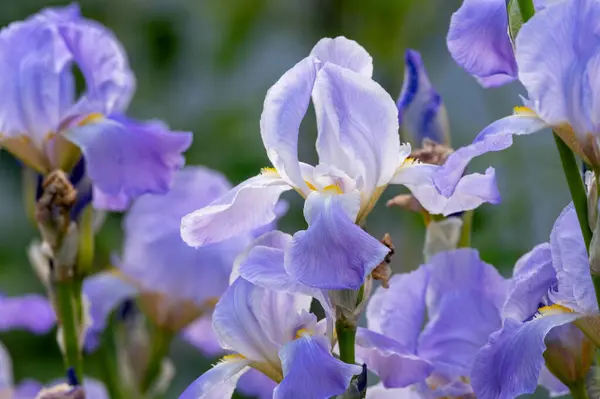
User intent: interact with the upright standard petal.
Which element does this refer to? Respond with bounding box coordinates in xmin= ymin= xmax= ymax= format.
xmin=434 ymin=112 xmax=547 ymax=197
xmin=181 ymin=173 xmax=292 ymax=247
xmin=398 ymin=50 xmax=450 ymax=146
xmin=313 ymin=63 xmax=399 ymax=193
xmin=0 ymin=294 xmax=55 ymax=334
xmin=447 ymin=0 xmax=517 ymax=87
xmin=471 ymin=314 xmax=579 ymax=399
xmin=551 ymin=203 xmax=596 ymax=312
xmin=286 ymin=193 xmax=389 ymax=290
xmin=275 ymin=335 xmax=361 ymax=399
xmin=260 ymin=57 xmax=318 ymax=190
xmin=366 ymin=268 xmax=429 ymax=351
xmin=178 ymin=357 xmax=250 ymax=399
xmin=309 ymin=37 xmax=373 ymax=77
xmin=65 ymin=115 xmax=192 ymax=211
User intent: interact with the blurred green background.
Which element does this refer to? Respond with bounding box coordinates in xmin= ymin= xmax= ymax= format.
xmin=0 ymin=0 xmax=571 ymax=398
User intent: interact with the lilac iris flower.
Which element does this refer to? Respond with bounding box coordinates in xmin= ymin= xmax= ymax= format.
xmin=82 ymin=167 xmax=283 ymax=352
xmin=0 ymin=294 xmax=107 ymax=398
xmin=181 ymin=37 xmax=500 ymax=291
xmin=436 ymin=0 xmax=600 ymax=197
xmin=354 ymin=249 xmax=507 ymax=397
xmin=471 ymin=203 xmax=599 ymax=399
xmin=398 ymin=50 xmax=450 ymax=146
xmin=178 ymin=277 xmax=361 ymax=399
xmin=0 ymin=4 xmax=192 ymax=211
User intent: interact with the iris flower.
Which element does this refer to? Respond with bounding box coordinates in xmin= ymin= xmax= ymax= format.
xmin=437 ymin=0 xmax=600 ymax=197
xmin=354 ymin=249 xmax=507 ymax=397
xmin=181 ymin=37 xmax=500 ymax=291
xmin=178 ymin=277 xmax=360 ymax=399
xmin=0 ymin=4 xmax=192 ymax=210
xmin=471 ymin=202 xmax=600 ymax=399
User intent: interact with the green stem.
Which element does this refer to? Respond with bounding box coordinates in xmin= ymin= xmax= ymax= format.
xmin=55 ymin=280 xmax=84 ymax=382
xmin=517 ymin=0 xmax=535 ymax=21
xmin=569 ymin=380 xmax=589 ymax=399
xmin=140 ymin=325 xmax=173 ymax=394
xmin=458 ymin=210 xmax=474 ymax=248
xmin=336 ymin=319 xmax=356 ymax=365
xmin=99 ymin=322 xmax=126 ymax=399
xmin=554 ymin=133 xmax=593 ymax=249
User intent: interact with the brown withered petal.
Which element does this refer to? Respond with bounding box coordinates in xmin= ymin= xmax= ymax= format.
xmin=371 ymin=234 xmax=394 ymax=288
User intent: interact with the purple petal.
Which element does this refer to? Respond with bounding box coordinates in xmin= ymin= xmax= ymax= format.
xmin=503 ymin=243 xmax=557 ymax=322
xmin=286 ymin=193 xmax=389 ymax=290
xmin=237 ymin=369 xmax=277 ymax=399
xmin=313 ymin=62 xmax=399 ymax=194
xmin=275 ymin=335 xmax=361 ymax=399
xmin=310 ymin=37 xmax=373 ymax=77
xmin=447 ymin=0 xmax=517 ymax=87
xmin=392 ymin=163 xmax=500 ymax=215
xmin=471 ymin=314 xmax=578 ymax=399
xmin=418 ymin=290 xmax=502 ymax=375
xmin=182 ymin=314 xmax=224 ymax=357
xmin=434 ymin=113 xmax=547 ymax=197
xmin=366 ymin=267 xmax=429 ymax=352
xmin=260 ymin=56 xmax=319 ymax=190
xmin=425 ymin=248 xmax=508 ymax=313
xmin=398 ymin=50 xmax=449 ymax=145
xmin=550 ymin=203 xmax=597 ymax=312
xmin=181 ymin=174 xmax=292 ymax=247
xmin=516 ymin=0 xmax=600 ymax=137
xmin=178 ymin=358 xmax=250 ymax=399
xmin=0 ymin=294 xmax=55 ymax=334
xmin=64 ymin=115 xmax=192 ymax=211
xmin=355 ymin=328 xmax=433 ymax=388
xmin=13 ymin=379 xmax=44 ymax=399
xmin=538 ymin=366 xmax=569 ymax=397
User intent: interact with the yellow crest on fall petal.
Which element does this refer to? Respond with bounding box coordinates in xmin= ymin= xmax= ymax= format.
xmin=513 ymin=106 xmax=537 ymax=117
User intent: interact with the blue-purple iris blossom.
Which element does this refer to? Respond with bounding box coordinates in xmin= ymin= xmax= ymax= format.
xmin=350 ymin=249 xmax=507 ymax=398
xmin=471 ymin=202 xmax=598 ymax=399
xmin=0 ymin=4 xmax=192 ymax=211
xmin=398 ymin=49 xmax=450 ymax=146
xmin=0 ymin=294 xmax=108 ymax=398
xmin=446 ymin=0 xmax=551 ymax=87
xmin=181 ymin=37 xmax=500 ymax=292
xmin=82 ymin=167 xmax=285 ymax=356
xmin=178 ymin=277 xmax=361 ymax=399
xmin=437 ymin=0 xmax=600 ymax=197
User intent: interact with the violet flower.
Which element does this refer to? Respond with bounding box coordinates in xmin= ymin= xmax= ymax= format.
xmin=0 ymin=4 xmax=192 ymax=211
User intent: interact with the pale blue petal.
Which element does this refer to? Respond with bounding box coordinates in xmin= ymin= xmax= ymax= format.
xmin=398 ymin=49 xmax=449 ymax=145
xmin=539 ymin=366 xmax=569 ymax=398
xmin=471 ymin=314 xmax=578 ymax=399
xmin=178 ymin=358 xmax=250 ymax=399
xmin=366 ymin=267 xmax=429 ymax=352
xmin=447 ymin=0 xmax=517 ymax=87
xmin=313 ymin=62 xmax=399 ymax=193
xmin=182 ymin=315 xmax=224 ymax=357
xmin=65 ymin=115 xmax=192 ymax=211
xmin=13 ymin=379 xmax=43 ymax=399
xmin=355 ymin=328 xmax=433 ymax=388
xmin=418 ymin=291 xmax=501 ymax=376
xmin=434 ymin=114 xmax=547 ymax=197
xmin=275 ymin=335 xmax=361 ymax=399
xmin=0 ymin=294 xmax=55 ymax=334
xmin=286 ymin=193 xmax=389 ymax=290
xmin=260 ymin=56 xmax=319 ymax=190
xmin=237 ymin=369 xmax=277 ymax=399
xmin=503 ymin=243 xmax=556 ymax=322
xmin=516 ymin=0 xmax=600 ymax=137
xmin=550 ymin=203 xmax=597 ymax=312
xmin=181 ymin=174 xmax=292 ymax=247
xmin=310 ymin=37 xmax=373 ymax=77
xmin=391 ymin=163 xmax=500 ymax=215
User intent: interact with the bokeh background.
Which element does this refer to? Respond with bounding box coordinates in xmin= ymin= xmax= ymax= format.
xmin=0 ymin=0 xmax=571 ymax=398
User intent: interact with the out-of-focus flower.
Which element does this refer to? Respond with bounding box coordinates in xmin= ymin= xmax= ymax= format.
xmin=178 ymin=277 xmax=360 ymax=399
xmin=181 ymin=37 xmax=499 ymax=292
xmin=472 ymin=203 xmax=599 ymax=399
xmin=355 ymin=249 xmax=507 ymax=397
xmin=82 ymin=167 xmax=279 ymax=349
xmin=0 ymin=4 xmax=192 ymax=211
xmin=437 ymin=0 xmax=600 ymax=196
